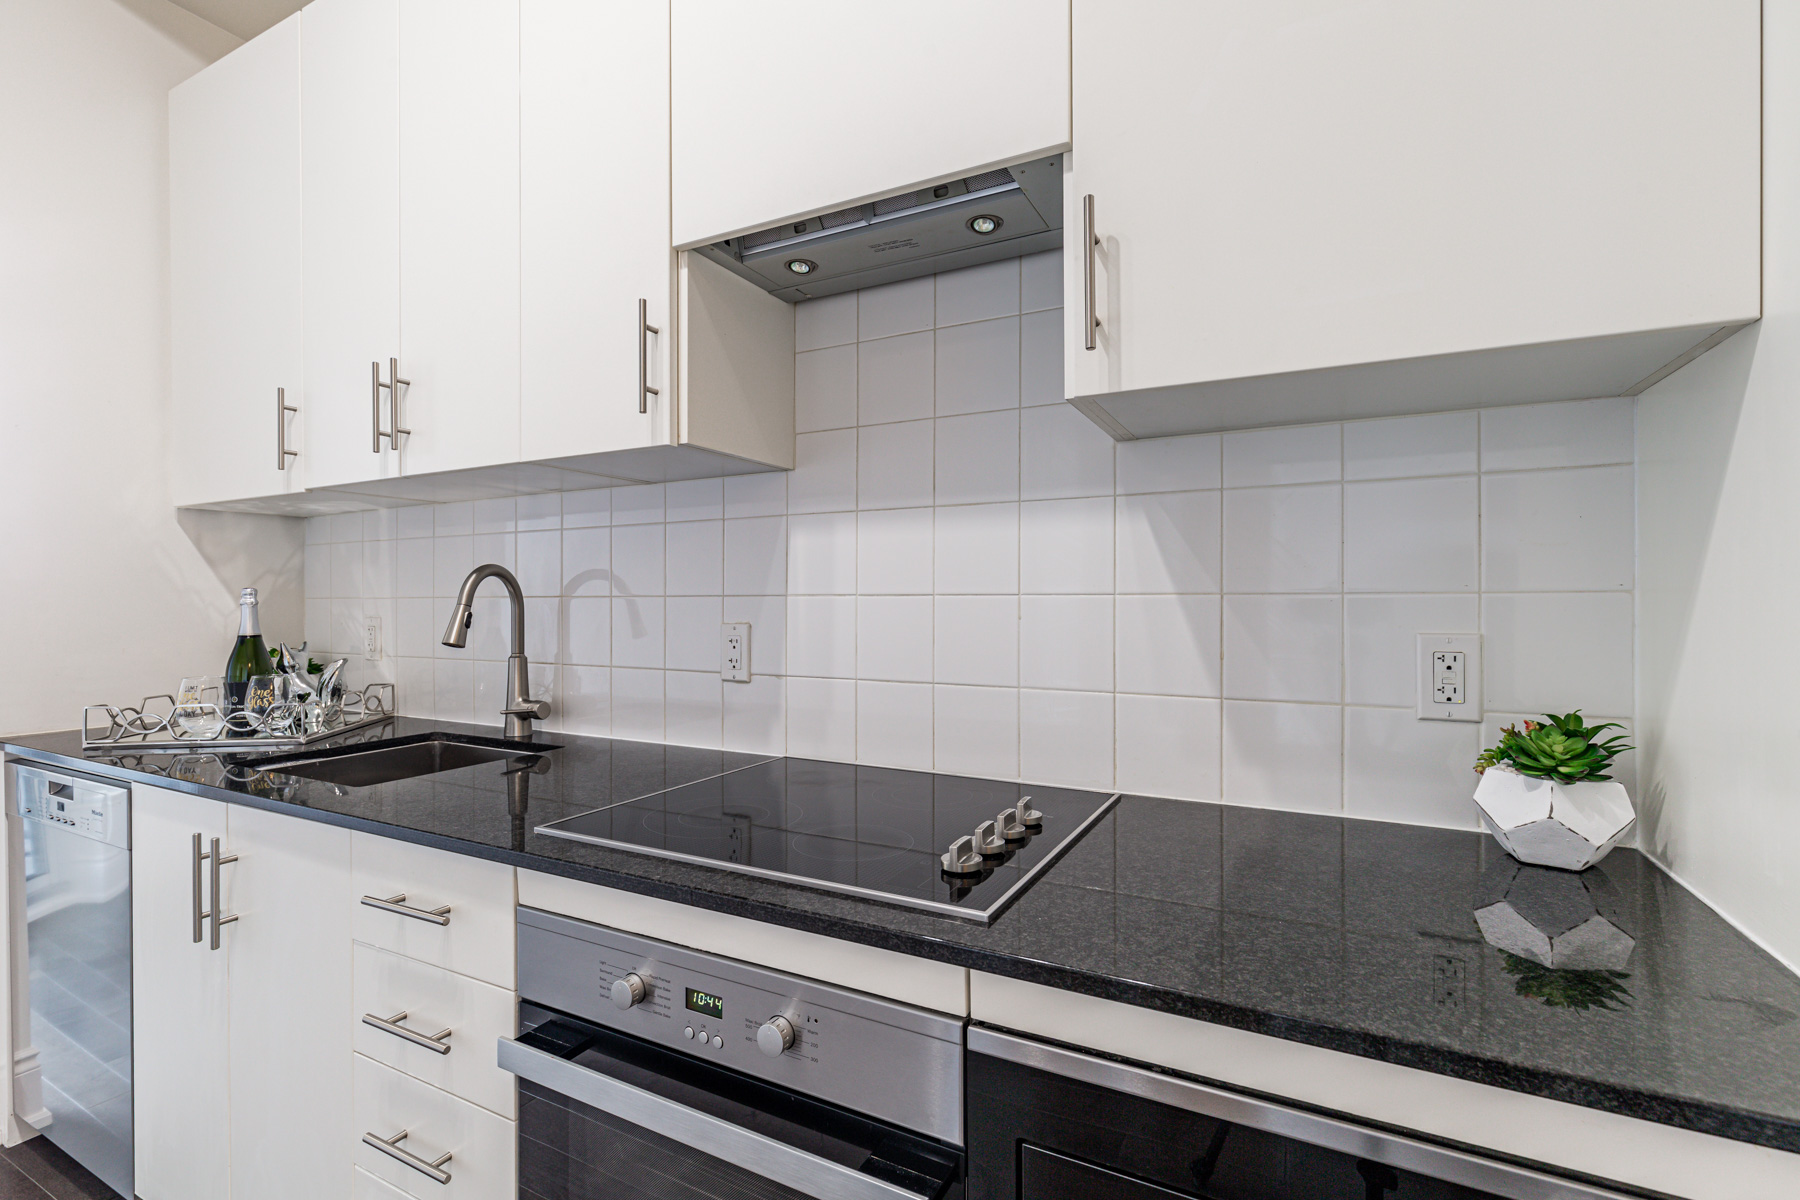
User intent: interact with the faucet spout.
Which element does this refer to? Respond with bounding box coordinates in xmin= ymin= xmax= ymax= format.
xmin=441 ymin=564 xmax=549 ymax=739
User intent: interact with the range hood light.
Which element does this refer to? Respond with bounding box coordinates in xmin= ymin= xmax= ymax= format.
xmin=786 ymin=258 xmax=817 ymax=275
xmin=968 ymin=214 xmax=1002 ymax=235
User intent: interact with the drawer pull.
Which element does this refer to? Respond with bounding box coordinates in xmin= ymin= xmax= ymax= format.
xmin=364 ymin=1010 xmax=453 ymax=1055
xmin=363 ymin=1128 xmax=452 ymax=1185
xmin=362 ymin=893 xmax=451 ymax=925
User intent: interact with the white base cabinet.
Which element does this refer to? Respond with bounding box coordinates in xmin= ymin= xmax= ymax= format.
xmin=132 ymin=785 xmax=352 ymax=1200
xmin=226 ymin=805 xmax=354 ymax=1199
xmin=1063 ymin=0 xmax=1761 ymax=439
xmin=131 ymin=787 xmax=231 ymax=1200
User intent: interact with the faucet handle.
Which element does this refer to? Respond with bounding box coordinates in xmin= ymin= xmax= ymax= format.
xmin=502 ymin=699 xmax=551 ymax=720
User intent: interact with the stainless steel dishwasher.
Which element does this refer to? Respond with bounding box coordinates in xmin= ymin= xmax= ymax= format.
xmin=13 ymin=762 xmax=132 ymax=1199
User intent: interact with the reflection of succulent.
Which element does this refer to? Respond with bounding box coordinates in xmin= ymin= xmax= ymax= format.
xmin=1475 ymin=711 xmax=1632 ymax=784
xmin=1501 ymin=952 xmax=1633 ymax=1011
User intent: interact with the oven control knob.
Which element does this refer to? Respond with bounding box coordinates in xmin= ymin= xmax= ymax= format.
xmin=757 ymin=1015 xmax=796 ymax=1057
xmin=610 ymin=972 xmax=647 ymax=1010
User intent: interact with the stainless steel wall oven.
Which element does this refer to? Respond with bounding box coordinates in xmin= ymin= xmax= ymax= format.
xmin=502 ymin=907 xmax=965 ymax=1200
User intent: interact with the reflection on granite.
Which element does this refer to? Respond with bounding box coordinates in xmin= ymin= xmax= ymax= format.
xmin=7 ymin=724 xmax=1800 ymax=1152
xmin=1476 ymin=859 xmax=1636 ymax=970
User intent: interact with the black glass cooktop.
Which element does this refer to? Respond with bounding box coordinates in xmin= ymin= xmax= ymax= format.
xmin=535 ymin=757 xmax=1119 ymax=922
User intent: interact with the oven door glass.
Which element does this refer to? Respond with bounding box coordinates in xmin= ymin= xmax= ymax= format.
xmin=505 ymin=1004 xmax=961 ymax=1200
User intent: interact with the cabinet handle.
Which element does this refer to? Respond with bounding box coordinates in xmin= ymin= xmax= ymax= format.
xmin=1082 ymin=193 xmax=1100 ymax=351
xmin=362 ymin=1129 xmax=452 ymax=1185
xmin=191 ymin=832 xmax=205 ymax=943
xmin=192 ymin=835 xmax=238 ymax=948
xmin=364 ymin=1010 xmax=453 ymax=1055
xmin=638 ymin=298 xmax=660 ymax=415
xmin=208 ymin=836 xmax=238 ymax=950
xmin=362 ymin=893 xmax=451 ymax=926
xmin=372 ymin=358 xmax=412 ymax=451
xmin=275 ymin=387 xmax=299 ymax=470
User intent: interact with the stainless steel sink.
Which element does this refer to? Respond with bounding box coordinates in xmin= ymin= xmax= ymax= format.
xmin=259 ymin=736 xmax=558 ymax=788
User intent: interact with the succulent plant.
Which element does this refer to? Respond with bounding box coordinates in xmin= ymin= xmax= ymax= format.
xmin=1500 ymin=953 xmax=1633 ymax=1011
xmin=1474 ymin=711 xmax=1632 ymax=784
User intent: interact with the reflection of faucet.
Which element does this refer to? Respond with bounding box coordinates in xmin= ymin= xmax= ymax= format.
xmin=441 ymin=564 xmax=551 ymax=740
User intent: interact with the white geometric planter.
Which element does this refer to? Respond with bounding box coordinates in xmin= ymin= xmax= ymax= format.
xmin=1472 ymin=764 xmax=1634 ymax=871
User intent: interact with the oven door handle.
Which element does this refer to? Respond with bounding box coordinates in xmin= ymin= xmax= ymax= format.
xmin=497 ymin=1037 xmax=925 ymax=1200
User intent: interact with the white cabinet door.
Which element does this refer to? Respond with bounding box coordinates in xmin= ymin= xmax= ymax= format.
xmin=671 ymin=0 xmax=1071 ymax=247
xmin=301 ymin=0 xmax=403 ymax=489
xmin=169 ymin=16 xmax=303 ymax=507
xmin=1065 ymin=0 xmax=1761 ymax=408
xmin=132 ymin=786 xmax=231 ymax=1200
xmin=519 ymin=0 xmax=670 ymax=460
xmin=397 ymin=0 xmax=522 ymax=477
xmin=226 ymin=806 xmax=353 ymax=1200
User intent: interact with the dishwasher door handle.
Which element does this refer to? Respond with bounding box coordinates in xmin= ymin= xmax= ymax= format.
xmin=498 ymin=1037 xmax=924 ymax=1200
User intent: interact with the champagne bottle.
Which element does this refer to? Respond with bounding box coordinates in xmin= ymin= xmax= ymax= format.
xmin=224 ymin=587 xmax=274 ymax=715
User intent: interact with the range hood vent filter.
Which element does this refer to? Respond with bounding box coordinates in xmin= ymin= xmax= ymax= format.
xmin=695 ymin=157 xmax=1061 ymax=302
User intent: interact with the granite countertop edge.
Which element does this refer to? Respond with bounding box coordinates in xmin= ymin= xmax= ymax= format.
xmin=8 ymin=738 xmax=1796 ymax=1159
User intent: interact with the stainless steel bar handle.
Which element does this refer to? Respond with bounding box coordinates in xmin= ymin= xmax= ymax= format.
xmin=191 ymin=833 xmax=205 ymax=944
xmin=638 ymin=298 xmax=660 ymax=415
xmin=209 ymin=836 xmax=238 ymax=951
xmin=362 ymin=1129 xmax=452 ymax=1185
xmin=371 ymin=360 xmax=384 ymax=452
xmin=363 ymin=1010 xmax=453 ymax=1055
xmin=1082 ymin=193 xmax=1100 ymax=351
xmin=497 ymin=1037 xmax=920 ymax=1200
xmin=275 ymin=387 xmax=299 ymax=470
xmin=362 ymin=893 xmax=451 ymax=926
xmin=372 ymin=358 xmax=412 ymax=450
xmin=390 ymin=357 xmax=412 ymax=440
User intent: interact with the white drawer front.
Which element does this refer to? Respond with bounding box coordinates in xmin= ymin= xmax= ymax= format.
xmin=354 ymin=942 xmax=518 ymax=1118
xmin=354 ymin=1164 xmax=416 ymax=1199
xmin=352 ymin=833 xmax=515 ymax=987
xmin=354 ymin=1053 xmax=515 ymax=1200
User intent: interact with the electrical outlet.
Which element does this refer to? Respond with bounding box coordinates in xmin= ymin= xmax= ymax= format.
xmin=1417 ymin=633 xmax=1480 ymax=722
xmin=363 ymin=617 xmax=382 ymax=661
xmin=721 ymin=622 xmax=750 ymax=682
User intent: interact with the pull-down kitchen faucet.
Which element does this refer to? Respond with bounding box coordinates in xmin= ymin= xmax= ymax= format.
xmin=441 ymin=563 xmax=551 ymax=740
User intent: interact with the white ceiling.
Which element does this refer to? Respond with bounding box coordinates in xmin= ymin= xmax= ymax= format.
xmin=165 ymin=0 xmax=306 ymax=41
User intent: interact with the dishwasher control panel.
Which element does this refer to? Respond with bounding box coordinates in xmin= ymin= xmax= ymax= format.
xmin=14 ymin=764 xmax=129 ymax=849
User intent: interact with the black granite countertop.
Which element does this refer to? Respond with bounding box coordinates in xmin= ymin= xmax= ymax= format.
xmin=8 ymin=719 xmax=1800 ymax=1158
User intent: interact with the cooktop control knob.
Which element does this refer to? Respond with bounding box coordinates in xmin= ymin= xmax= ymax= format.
xmin=610 ymin=972 xmax=647 ymax=1010
xmin=757 ymin=1014 xmax=796 ymax=1057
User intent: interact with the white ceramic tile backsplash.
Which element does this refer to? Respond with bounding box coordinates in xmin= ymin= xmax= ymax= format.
xmin=307 ymin=251 xmax=1637 ymax=830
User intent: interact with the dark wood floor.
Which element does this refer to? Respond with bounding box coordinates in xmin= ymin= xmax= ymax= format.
xmin=0 ymin=1137 xmax=116 ymax=1200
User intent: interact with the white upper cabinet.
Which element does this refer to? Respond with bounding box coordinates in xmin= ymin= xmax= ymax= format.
xmin=1064 ymin=0 xmax=1762 ymax=439
xmin=397 ymin=0 xmax=523 ymax=476
xmin=301 ymin=0 xmax=402 ymax=489
xmin=670 ymin=0 xmax=1073 ymax=247
xmin=520 ymin=0 xmax=670 ymax=461
xmin=169 ymin=15 xmax=303 ymax=507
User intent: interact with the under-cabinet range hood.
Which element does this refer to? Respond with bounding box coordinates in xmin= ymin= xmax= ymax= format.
xmin=695 ymin=156 xmax=1062 ymax=302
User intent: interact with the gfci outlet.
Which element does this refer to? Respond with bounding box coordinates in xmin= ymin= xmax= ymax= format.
xmin=1417 ymin=633 xmax=1480 ymax=722
xmin=363 ymin=617 xmax=382 ymax=661
xmin=721 ymin=622 xmax=751 ymax=683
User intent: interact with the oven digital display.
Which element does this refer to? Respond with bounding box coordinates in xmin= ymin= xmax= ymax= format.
xmin=685 ymin=988 xmax=724 ymax=1020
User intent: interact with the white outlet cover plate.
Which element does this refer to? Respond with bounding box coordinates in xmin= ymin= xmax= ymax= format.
xmin=721 ymin=622 xmax=751 ymax=682
xmin=1418 ymin=632 xmax=1481 ymax=722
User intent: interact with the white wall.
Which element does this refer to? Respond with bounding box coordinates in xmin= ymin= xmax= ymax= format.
xmin=1635 ymin=5 xmax=1800 ymax=970
xmin=307 ymin=252 xmax=1638 ymax=825
xmin=0 ymin=0 xmax=303 ymax=736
